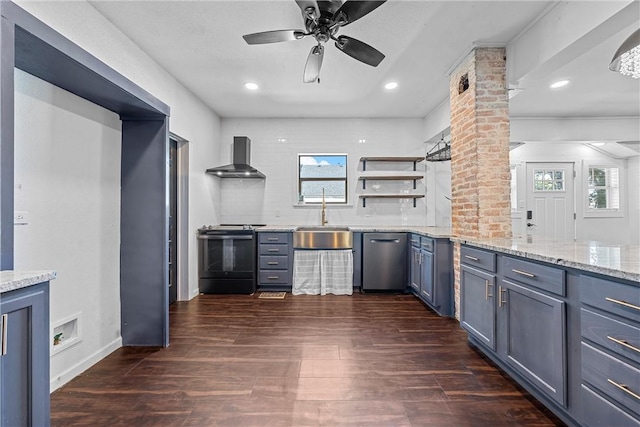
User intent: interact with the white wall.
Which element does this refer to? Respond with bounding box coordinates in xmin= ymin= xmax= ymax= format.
xmin=14 ymin=70 xmax=123 ymax=391
xmin=218 ymin=118 xmax=439 ymax=226
xmin=13 ymin=1 xmax=224 ymax=389
xmin=15 ymin=0 xmax=223 ymax=299
xmin=510 ymin=142 xmax=638 ymax=244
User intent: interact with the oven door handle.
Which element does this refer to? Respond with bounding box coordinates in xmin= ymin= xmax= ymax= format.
xmin=198 ymin=235 xmax=253 ymax=240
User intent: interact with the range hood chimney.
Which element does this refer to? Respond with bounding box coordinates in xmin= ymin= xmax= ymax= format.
xmin=206 ymin=136 xmax=266 ymax=179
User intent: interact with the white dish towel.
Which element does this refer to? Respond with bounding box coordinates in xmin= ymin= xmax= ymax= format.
xmin=292 ymin=250 xmax=353 ymax=295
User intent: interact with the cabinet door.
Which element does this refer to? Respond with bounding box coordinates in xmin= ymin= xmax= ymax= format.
xmin=420 ymin=250 xmax=434 ymax=304
xmin=1 ymin=283 xmax=50 ymax=427
xmin=409 ymin=246 xmax=421 ymax=293
xmin=460 ymin=265 xmax=496 ymax=351
xmin=500 ymin=279 xmax=566 ymax=407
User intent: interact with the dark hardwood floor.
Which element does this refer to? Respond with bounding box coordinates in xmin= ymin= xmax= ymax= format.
xmin=51 ymin=293 xmax=565 ymax=426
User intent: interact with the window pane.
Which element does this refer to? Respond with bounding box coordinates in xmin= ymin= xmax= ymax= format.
xmin=300 ymin=180 xmax=346 ymax=203
xmin=587 ymin=166 xmax=620 ymax=210
xmin=554 ymin=180 xmax=564 ymax=191
xmin=299 ymin=155 xmax=346 ymax=178
xmin=554 ymin=171 xmax=564 ymax=180
xmin=588 ymin=189 xmax=608 ymax=209
xmin=590 ymin=168 xmax=606 ymax=186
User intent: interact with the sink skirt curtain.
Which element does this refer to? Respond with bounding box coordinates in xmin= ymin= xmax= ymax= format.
xmin=292 ymin=250 xmax=353 ymax=295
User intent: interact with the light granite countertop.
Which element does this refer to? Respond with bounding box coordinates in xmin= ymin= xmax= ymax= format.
xmin=256 ymin=225 xmax=452 ymax=238
xmin=256 ymin=225 xmax=638 ymax=282
xmin=453 ymin=236 xmax=639 ymax=283
xmin=0 ymin=270 xmax=57 ymax=294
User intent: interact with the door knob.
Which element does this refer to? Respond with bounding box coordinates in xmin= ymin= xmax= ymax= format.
xmin=526 ymin=222 xmax=537 ymax=227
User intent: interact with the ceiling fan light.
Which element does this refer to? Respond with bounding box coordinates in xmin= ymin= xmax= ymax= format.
xmin=609 ymin=29 xmax=640 ymax=79
xmin=384 ymin=82 xmax=398 ymax=90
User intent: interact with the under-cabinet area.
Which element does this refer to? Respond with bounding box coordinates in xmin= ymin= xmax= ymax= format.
xmin=459 ymin=242 xmax=640 ymax=427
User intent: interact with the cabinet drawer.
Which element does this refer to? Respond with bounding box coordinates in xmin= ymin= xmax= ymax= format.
xmin=460 ymin=246 xmax=496 ymax=273
xmin=581 ymin=275 xmax=640 ymax=323
xmin=259 ymin=244 xmax=288 ymax=255
xmin=502 ymin=256 xmax=565 ymax=296
xmin=581 ymin=308 xmax=640 ymax=363
xmin=259 ymin=256 xmax=289 ymax=270
xmin=258 ymin=233 xmax=290 ymax=244
xmin=582 ymin=342 xmax=640 ymax=416
xmin=420 ymin=237 xmax=434 ymax=253
xmin=409 ymin=234 xmax=421 ymax=247
xmin=582 ymin=385 xmax=640 ymax=427
xmin=259 ymin=270 xmax=289 ymax=284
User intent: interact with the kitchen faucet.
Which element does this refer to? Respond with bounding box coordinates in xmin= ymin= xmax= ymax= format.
xmin=321 ymin=188 xmax=328 ymax=226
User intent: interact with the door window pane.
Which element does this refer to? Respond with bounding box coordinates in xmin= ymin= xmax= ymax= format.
xmin=533 ymin=169 xmax=565 ymax=192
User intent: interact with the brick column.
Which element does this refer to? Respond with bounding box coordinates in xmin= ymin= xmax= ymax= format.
xmin=449 ymin=48 xmax=512 ymax=318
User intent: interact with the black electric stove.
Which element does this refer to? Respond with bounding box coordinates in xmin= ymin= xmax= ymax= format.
xmin=197 ymin=224 xmax=265 ymax=294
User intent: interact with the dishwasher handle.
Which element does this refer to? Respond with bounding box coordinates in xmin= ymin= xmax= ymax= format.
xmin=369 ymin=238 xmax=401 ymax=244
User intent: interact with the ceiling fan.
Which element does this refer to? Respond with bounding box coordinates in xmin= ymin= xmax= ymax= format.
xmin=242 ymin=0 xmax=386 ymax=83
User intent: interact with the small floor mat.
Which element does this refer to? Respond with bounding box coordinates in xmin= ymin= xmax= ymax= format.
xmin=258 ymin=292 xmax=286 ymax=299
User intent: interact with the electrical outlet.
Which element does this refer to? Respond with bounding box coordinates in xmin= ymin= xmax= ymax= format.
xmin=14 ymin=211 xmax=28 ymax=225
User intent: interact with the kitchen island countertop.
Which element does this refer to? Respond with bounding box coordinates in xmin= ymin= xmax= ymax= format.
xmin=0 ymin=270 xmax=57 ymax=294
xmin=453 ymin=236 xmax=639 ymax=282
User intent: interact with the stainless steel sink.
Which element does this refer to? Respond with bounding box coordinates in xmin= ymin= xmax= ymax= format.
xmin=293 ymin=226 xmax=353 ymax=249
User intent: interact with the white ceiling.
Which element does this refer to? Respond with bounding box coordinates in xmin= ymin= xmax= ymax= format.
xmin=88 ymin=0 xmax=640 ymax=121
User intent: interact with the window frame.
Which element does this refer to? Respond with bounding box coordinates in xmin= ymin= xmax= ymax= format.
xmin=583 ymin=162 xmax=624 ymax=218
xmin=297 ymin=153 xmax=348 ymax=205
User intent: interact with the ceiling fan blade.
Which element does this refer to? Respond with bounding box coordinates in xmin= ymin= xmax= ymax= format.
xmin=334 ymin=1 xmax=386 ymax=26
xmin=243 ymin=29 xmax=306 ymax=45
xmin=335 ymin=35 xmax=385 ymax=67
xmin=295 ymin=0 xmax=320 ymax=20
xmin=303 ymin=44 xmax=324 ymax=83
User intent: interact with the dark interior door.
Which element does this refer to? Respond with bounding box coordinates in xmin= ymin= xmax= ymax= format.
xmin=169 ymin=138 xmax=178 ymax=304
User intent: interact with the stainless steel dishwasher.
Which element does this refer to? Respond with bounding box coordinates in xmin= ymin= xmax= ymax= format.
xmin=362 ymin=233 xmax=407 ymax=291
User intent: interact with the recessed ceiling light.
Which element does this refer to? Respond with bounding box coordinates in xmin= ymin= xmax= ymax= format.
xmin=244 ymin=82 xmax=259 ymax=90
xmin=590 ymin=142 xmax=605 ymax=146
xmin=384 ymin=81 xmax=398 ymax=90
xmin=549 ymin=80 xmax=569 ymax=89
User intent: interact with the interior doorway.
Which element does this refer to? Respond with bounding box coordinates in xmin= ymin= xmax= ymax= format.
xmin=525 ymin=162 xmax=576 ymax=240
xmin=169 ymin=133 xmax=189 ymax=303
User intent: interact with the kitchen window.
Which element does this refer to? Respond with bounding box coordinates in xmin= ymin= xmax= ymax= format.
xmin=298 ymin=154 xmax=347 ymax=204
xmin=587 ymin=166 xmax=620 ymax=210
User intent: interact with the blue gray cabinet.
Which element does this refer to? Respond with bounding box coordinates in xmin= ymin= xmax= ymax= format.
xmin=460 ymin=263 xmax=496 ymax=350
xmin=500 ymin=278 xmax=567 ymax=407
xmin=409 ymin=234 xmax=452 ymax=316
xmin=460 ymin=246 xmax=570 ymax=421
xmin=352 ymin=232 xmax=362 ymax=290
xmin=1 ymin=282 xmax=50 ymax=427
xmin=580 ymin=274 xmax=640 ymax=426
xmin=257 ymin=232 xmax=293 ymax=291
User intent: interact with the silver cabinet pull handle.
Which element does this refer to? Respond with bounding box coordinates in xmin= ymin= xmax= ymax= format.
xmin=485 ymin=280 xmax=492 ymax=300
xmin=267 ymin=276 xmax=279 ymax=280
xmin=608 ymin=379 xmax=640 ymax=401
xmin=267 ymin=237 xmax=279 ymax=241
xmin=499 ymin=286 xmax=507 ymax=307
xmin=268 ymin=249 xmax=279 ymax=253
xmin=607 ymin=336 xmax=640 ymax=354
xmin=465 ymin=255 xmax=479 ymax=261
xmin=1 ymin=314 xmax=7 ymax=356
xmin=267 ymin=261 xmax=279 ymax=265
xmin=512 ymin=269 xmax=535 ymax=278
xmin=605 ymin=297 xmax=640 ymax=312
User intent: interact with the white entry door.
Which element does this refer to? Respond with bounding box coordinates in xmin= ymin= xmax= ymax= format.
xmin=525 ymin=163 xmax=575 ymax=240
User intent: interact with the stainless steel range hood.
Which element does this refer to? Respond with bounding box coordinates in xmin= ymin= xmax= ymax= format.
xmin=206 ymin=136 xmax=266 ymax=179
